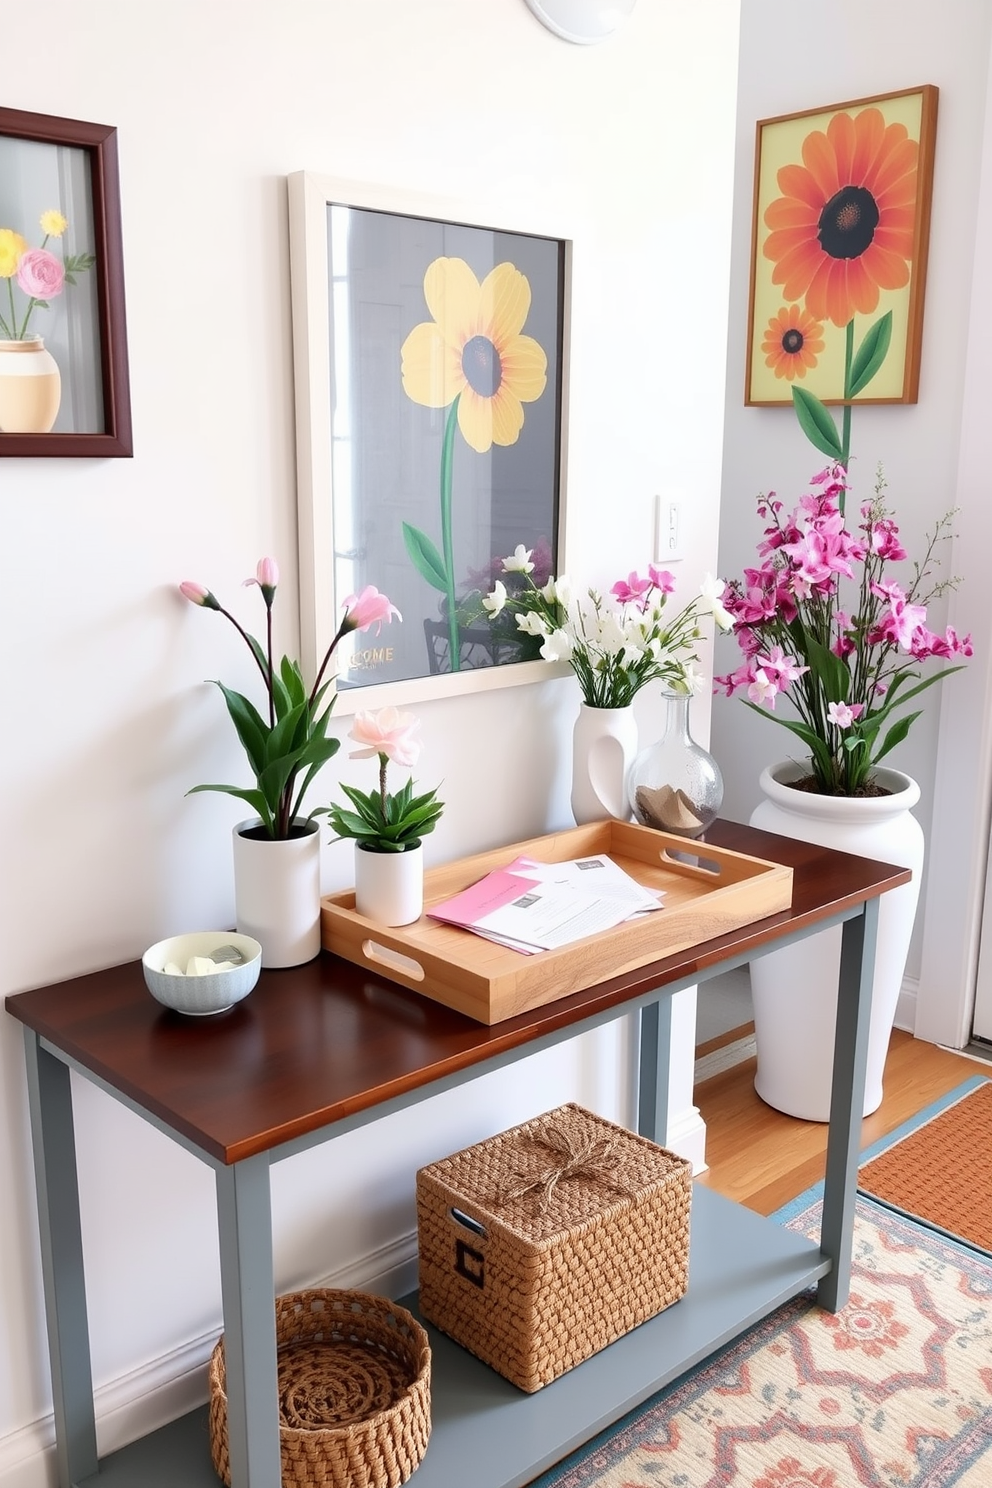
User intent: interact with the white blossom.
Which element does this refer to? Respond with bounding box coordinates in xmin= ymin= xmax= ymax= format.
xmin=482 ymin=580 xmax=507 ymax=617
xmin=502 ymin=544 xmax=534 ymax=575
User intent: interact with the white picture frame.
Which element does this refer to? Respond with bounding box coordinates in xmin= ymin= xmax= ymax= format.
xmin=288 ymin=171 xmax=572 ymax=713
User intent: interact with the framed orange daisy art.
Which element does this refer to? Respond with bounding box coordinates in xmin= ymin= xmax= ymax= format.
xmin=288 ymin=172 xmax=570 ymax=710
xmin=746 ymin=86 xmax=938 ymax=410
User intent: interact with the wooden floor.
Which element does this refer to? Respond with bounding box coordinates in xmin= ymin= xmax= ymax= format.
xmin=694 ymin=1026 xmax=992 ymax=1216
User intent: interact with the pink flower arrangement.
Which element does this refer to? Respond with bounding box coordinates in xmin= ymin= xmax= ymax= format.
xmin=0 ymin=210 xmax=94 ymax=342
xmin=180 ymin=559 xmax=401 ymax=838
xmin=716 ymin=464 xmax=971 ymax=795
xmin=322 ymin=706 xmax=443 ymax=853
xmin=483 ymin=550 xmax=733 ymax=708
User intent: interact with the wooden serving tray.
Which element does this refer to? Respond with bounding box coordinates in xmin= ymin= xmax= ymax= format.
xmin=320 ymin=821 xmax=793 ymax=1025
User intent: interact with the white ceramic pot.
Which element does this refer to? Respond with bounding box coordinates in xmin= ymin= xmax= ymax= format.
xmin=354 ymin=842 xmax=424 ymax=926
xmin=570 ymin=703 xmax=637 ymax=824
xmin=749 ymin=761 xmax=925 ymax=1121
xmin=232 ymin=818 xmax=321 ymax=968
xmin=0 ymin=337 xmax=61 ymax=432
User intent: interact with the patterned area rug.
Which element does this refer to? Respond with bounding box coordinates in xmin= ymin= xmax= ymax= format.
xmin=858 ymin=1076 xmax=992 ymax=1255
xmin=530 ymin=1195 xmax=992 ymax=1488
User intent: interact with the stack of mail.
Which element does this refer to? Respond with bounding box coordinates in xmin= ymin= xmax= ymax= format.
xmin=427 ymin=853 xmax=664 ymax=954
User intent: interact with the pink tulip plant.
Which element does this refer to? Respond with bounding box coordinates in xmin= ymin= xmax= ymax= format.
xmin=321 ymin=707 xmax=444 ymax=853
xmin=715 ymin=464 xmax=971 ymax=796
xmin=180 ymin=560 xmax=400 ymax=839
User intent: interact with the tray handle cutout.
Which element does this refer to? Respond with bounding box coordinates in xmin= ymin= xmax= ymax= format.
xmin=360 ymin=940 xmax=425 ymax=982
xmin=659 ymin=847 xmax=722 ymax=878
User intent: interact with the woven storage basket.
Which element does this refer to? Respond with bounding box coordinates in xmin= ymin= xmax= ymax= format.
xmin=416 ymin=1102 xmax=691 ymax=1392
xmin=208 ymin=1289 xmax=431 ymax=1488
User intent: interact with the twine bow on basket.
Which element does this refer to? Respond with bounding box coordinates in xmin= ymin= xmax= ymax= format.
xmin=495 ymin=1120 xmax=635 ymax=1215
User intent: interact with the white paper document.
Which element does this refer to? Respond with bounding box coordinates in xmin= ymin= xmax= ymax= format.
xmin=427 ymin=854 xmax=664 ymax=954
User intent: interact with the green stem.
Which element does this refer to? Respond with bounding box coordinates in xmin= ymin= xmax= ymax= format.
xmin=7 ymin=280 xmax=17 ymax=339
xmin=840 ymin=318 xmax=854 ymax=504
xmin=265 ymin=603 xmax=275 ymax=730
xmin=16 ymin=297 xmax=38 ymax=342
xmin=378 ymin=753 xmax=389 ymax=820
xmin=440 ymin=395 xmax=461 ymax=672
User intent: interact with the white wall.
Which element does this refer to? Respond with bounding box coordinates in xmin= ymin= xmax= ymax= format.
xmin=0 ymin=3 xmax=740 ymax=1483
xmin=713 ymin=0 xmax=992 ymax=1012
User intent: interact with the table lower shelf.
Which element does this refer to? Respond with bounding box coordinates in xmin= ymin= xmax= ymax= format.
xmin=80 ymin=1188 xmax=829 ymax=1488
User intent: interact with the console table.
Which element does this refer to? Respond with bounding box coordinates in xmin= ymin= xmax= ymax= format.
xmin=5 ymin=820 xmax=909 ymax=1488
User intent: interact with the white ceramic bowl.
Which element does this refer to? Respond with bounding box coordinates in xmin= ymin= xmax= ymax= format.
xmin=142 ymin=931 xmax=262 ymax=1015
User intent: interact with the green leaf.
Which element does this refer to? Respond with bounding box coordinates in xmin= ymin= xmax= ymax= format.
xmin=791 ymin=387 xmax=844 ymax=461
xmin=186 ymin=783 xmax=273 ymax=833
xmin=873 ymin=711 xmax=921 ymax=764
xmin=848 ymin=311 xmax=893 ymax=397
xmin=214 ymin=683 xmax=270 ymax=776
xmin=280 ymin=655 xmax=306 ymax=708
xmin=402 ymin=522 xmax=448 ymax=592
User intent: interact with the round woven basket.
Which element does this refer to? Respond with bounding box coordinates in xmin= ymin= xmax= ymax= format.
xmin=208 ymin=1289 xmax=431 ymax=1488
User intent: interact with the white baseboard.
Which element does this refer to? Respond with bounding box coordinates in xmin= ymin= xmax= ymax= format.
xmin=897 ymin=975 xmax=918 ymax=1036
xmin=0 ymin=1231 xmax=420 ymax=1488
xmin=666 ymin=1102 xmax=708 ymax=1175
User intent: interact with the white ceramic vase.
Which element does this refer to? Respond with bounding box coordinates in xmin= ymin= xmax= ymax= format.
xmin=354 ymin=843 xmax=424 ymax=926
xmin=0 ymin=337 xmax=61 ymax=433
xmin=570 ymin=703 xmax=637 ymax=824
xmin=749 ymin=761 xmax=925 ymax=1121
xmin=232 ymin=818 xmax=322 ymax=968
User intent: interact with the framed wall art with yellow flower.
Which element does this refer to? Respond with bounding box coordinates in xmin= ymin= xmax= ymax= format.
xmin=745 ymin=86 xmax=938 ymax=424
xmin=288 ymin=171 xmax=570 ymax=711
xmin=0 ymin=106 xmax=131 ymax=457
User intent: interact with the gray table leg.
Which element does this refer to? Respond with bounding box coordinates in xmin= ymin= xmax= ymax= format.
xmin=637 ymin=997 xmax=672 ymax=1146
xmin=22 ymin=1031 xmax=99 ymax=1488
xmin=817 ymin=897 xmax=878 ymax=1312
xmin=215 ymin=1154 xmax=280 ymax=1488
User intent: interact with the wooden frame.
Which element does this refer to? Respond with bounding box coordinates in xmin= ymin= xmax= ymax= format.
xmin=288 ymin=171 xmax=570 ymax=713
xmin=0 ymin=107 xmax=132 ymax=457
xmin=745 ymin=86 xmax=938 ymax=408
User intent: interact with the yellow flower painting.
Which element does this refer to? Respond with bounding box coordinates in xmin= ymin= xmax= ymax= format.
xmin=401 ymin=255 xmax=549 ymax=669
xmin=401 ymin=257 xmax=547 ymax=453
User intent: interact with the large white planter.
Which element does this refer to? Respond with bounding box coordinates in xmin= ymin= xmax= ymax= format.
xmin=749 ymin=761 xmax=924 ymax=1121
xmin=232 ymin=818 xmax=321 ymax=968
xmin=354 ymin=842 xmax=424 ymax=926
xmin=570 ymin=703 xmax=637 ymax=824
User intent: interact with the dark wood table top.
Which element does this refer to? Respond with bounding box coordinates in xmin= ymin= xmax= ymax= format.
xmin=5 ymin=820 xmax=909 ymax=1165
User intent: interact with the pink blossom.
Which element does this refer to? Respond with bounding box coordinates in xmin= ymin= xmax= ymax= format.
xmin=867 ymin=518 xmax=907 ymax=562
xmin=341 ymin=585 xmax=401 ymax=633
xmin=243 ymin=556 xmax=279 ymax=603
xmin=349 ymin=706 xmax=420 ymax=767
xmin=179 ymin=580 xmax=219 ymax=610
xmin=747 ymin=668 xmax=779 ymax=707
xmin=16 ymin=247 xmax=64 ymax=300
xmin=757 ymin=645 xmax=808 ymax=684
xmin=713 ymin=660 xmax=756 ymax=698
xmin=647 ymin=564 xmax=676 ymax=594
xmin=873 ymin=584 xmax=927 ymax=649
xmin=827 ymin=701 xmax=863 ymax=728
xmin=244 ymin=556 xmax=279 ymax=588
xmin=611 ymin=571 xmax=652 ymax=605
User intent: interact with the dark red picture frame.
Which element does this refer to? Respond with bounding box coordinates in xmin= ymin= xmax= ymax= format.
xmin=0 ymin=106 xmax=132 ymax=457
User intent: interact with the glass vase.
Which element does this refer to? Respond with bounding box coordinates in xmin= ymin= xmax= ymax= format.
xmin=625 ymin=690 xmax=723 ymax=838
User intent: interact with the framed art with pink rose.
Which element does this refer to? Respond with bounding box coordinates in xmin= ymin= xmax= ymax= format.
xmin=287 ymin=171 xmax=571 ymax=712
xmin=0 ymin=106 xmax=132 ymax=457
xmin=745 ymin=86 xmax=938 ymax=412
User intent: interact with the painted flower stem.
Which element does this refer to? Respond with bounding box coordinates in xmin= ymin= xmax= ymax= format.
xmin=379 ymin=753 xmax=389 ymax=818
xmin=840 ymin=319 xmax=854 ymax=495
xmin=440 ymin=395 xmax=461 ymax=671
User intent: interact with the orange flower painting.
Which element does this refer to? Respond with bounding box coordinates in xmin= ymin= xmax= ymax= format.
xmin=761 ymin=304 xmax=825 ymax=381
xmin=746 ymin=87 xmax=937 ymax=409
